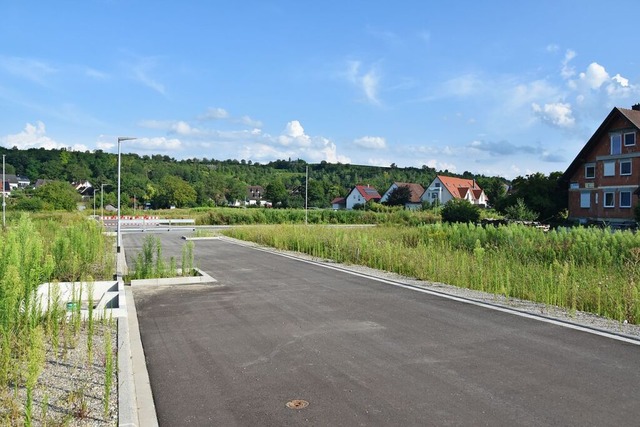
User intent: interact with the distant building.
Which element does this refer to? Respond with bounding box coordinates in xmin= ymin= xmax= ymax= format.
xmin=380 ymin=182 xmax=425 ymax=210
xmin=247 ymin=185 xmax=265 ymax=206
xmin=344 ymin=185 xmax=382 ymax=210
xmin=422 ymin=176 xmax=487 ymax=206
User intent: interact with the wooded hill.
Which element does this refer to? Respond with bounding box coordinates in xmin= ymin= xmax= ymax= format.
xmin=0 ymin=146 xmax=521 ymax=211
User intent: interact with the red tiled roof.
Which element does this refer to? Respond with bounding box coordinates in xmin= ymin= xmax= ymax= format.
xmin=437 ymin=175 xmax=483 ymax=199
xmin=392 ymin=182 xmax=425 ymax=203
xmin=354 ymin=185 xmax=381 ymax=201
xmin=331 ymin=197 xmax=346 ymax=204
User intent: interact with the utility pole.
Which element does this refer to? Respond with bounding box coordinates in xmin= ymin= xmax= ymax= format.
xmin=2 ymin=155 xmax=5 ymax=229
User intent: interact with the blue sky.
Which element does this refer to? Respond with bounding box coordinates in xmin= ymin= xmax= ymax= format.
xmin=1 ymin=1 xmax=639 ymax=179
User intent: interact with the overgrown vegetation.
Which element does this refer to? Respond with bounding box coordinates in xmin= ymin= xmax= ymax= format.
xmin=0 ymin=214 xmax=115 ymax=424
xmin=224 ymin=224 xmax=640 ymax=324
xmin=131 ymin=235 xmax=196 ymax=279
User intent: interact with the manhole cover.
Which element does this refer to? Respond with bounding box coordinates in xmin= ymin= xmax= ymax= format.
xmin=286 ymin=399 xmax=309 ymax=409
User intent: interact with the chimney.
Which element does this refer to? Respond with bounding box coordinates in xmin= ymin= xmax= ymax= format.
xmin=632 ymin=103 xmax=640 ymax=111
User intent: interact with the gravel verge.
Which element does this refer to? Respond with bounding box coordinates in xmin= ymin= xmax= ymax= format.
xmin=2 ymin=318 xmax=118 ymax=426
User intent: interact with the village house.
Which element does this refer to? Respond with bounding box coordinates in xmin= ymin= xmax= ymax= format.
xmin=246 ymin=185 xmax=265 ymax=206
xmin=333 ymin=185 xmax=381 ymax=210
xmin=562 ymin=104 xmax=640 ymax=226
xmin=379 ymin=182 xmax=425 ymax=210
xmin=422 ymin=175 xmax=488 ymax=206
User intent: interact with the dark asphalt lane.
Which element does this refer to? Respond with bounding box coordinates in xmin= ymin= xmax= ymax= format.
xmin=125 ymin=233 xmax=640 ymax=426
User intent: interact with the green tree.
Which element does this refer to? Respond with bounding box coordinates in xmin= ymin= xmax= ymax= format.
xmin=501 ymin=172 xmax=565 ymax=221
xmin=504 ymin=198 xmax=539 ymax=221
xmin=265 ymin=178 xmax=289 ymax=207
xmin=385 ymin=185 xmax=412 ymax=206
xmin=152 ymin=176 xmax=197 ymax=208
xmin=34 ymin=181 xmax=80 ymax=211
xmin=441 ymin=199 xmax=480 ymax=223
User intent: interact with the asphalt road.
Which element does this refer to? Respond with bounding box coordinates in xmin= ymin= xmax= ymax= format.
xmin=126 ymin=232 xmax=640 ymax=426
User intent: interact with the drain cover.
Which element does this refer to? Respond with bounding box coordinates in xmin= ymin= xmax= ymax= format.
xmin=286 ymin=399 xmax=309 ymax=409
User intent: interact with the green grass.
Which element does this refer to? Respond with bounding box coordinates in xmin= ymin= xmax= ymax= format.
xmin=0 ymin=213 xmax=115 ymax=424
xmin=223 ymin=224 xmax=640 ymax=324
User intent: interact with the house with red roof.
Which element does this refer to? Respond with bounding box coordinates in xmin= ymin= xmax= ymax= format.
xmin=380 ymin=182 xmax=425 ymax=210
xmin=335 ymin=185 xmax=381 ymax=210
xmin=562 ymin=104 xmax=640 ymax=225
xmin=422 ymin=175 xmax=487 ymax=206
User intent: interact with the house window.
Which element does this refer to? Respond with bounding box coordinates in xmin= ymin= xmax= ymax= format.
xmin=604 ymin=192 xmax=615 ymax=208
xmin=580 ymin=192 xmax=590 ymax=208
xmin=611 ymin=134 xmax=622 ymax=155
xmin=620 ymin=159 xmax=632 ymax=176
xmin=585 ymin=164 xmax=595 ymax=179
xmin=434 ymin=183 xmax=440 ymax=188
xmin=570 ymin=182 xmax=579 ymax=189
xmin=620 ymin=191 xmax=632 ymax=208
xmin=624 ymin=132 xmax=636 ymax=146
xmin=603 ymin=161 xmax=615 ymax=177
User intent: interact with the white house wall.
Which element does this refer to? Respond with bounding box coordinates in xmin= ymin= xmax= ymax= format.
xmin=346 ymin=188 xmax=366 ymax=209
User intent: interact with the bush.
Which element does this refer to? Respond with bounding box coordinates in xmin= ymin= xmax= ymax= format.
xmin=441 ymin=199 xmax=481 ymax=223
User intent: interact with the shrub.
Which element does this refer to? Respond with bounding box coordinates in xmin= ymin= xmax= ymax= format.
xmin=441 ymin=199 xmax=481 ymax=223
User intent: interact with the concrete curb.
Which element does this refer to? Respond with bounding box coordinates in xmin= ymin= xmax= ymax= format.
xmin=118 ymin=245 xmax=160 ymax=427
xmin=130 ymin=268 xmax=216 ymax=287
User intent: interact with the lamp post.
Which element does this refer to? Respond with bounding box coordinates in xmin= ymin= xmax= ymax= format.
xmin=117 ymin=137 xmax=136 ymax=277
xmin=101 ymin=183 xmax=108 ymax=222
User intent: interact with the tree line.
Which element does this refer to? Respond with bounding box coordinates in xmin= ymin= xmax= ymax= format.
xmin=0 ymin=147 xmax=567 ymax=220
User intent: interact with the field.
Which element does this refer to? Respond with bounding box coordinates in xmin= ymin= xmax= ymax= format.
xmin=224 ymin=223 xmax=640 ymax=324
xmin=0 ymin=214 xmax=117 ymax=425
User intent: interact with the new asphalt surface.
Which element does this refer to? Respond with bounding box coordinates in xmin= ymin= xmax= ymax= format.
xmin=125 ymin=232 xmax=640 ymax=426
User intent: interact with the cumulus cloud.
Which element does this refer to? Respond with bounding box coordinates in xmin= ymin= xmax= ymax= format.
xmin=346 ymin=61 xmax=381 ymax=105
xmin=130 ymin=137 xmax=182 ymax=151
xmin=354 ymin=136 xmax=386 ymax=149
xmin=1 ymin=122 xmax=87 ymax=151
xmin=278 ymin=120 xmax=311 ymax=147
xmin=531 ymin=102 xmax=575 ymax=128
xmin=576 ymin=62 xmax=610 ymax=90
xmin=238 ymin=120 xmax=350 ymax=164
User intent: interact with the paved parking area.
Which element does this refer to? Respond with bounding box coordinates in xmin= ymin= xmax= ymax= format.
xmin=126 ymin=233 xmax=640 ymax=426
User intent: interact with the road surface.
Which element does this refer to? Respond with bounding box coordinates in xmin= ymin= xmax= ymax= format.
xmin=126 ymin=232 xmax=640 ymax=426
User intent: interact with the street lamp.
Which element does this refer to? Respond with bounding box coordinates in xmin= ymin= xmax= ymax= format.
xmin=117 ymin=137 xmax=136 ymax=274
xmin=101 ymin=183 xmax=109 ymax=222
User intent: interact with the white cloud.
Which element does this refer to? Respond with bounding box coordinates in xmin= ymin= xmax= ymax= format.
xmin=422 ymin=159 xmax=457 ymax=172
xmin=561 ymin=49 xmax=576 ymax=79
xmin=354 ymin=136 xmax=386 ymax=149
xmin=612 ymin=74 xmax=629 ymax=87
xmin=1 ymin=121 xmax=87 ymax=151
xmin=129 ymin=56 xmax=166 ymax=95
xmin=198 ymin=107 xmax=229 ymax=120
xmin=238 ymin=115 xmax=262 ymax=128
xmin=532 ymin=102 xmax=575 ymax=128
xmin=237 ymin=120 xmax=350 ymax=164
xmin=278 ymin=120 xmax=311 ymax=147
xmin=573 ymin=62 xmax=609 ymax=90
xmin=441 ymin=74 xmax=484 ymax=97
xmin=546 ymin=44 xmax=560 ymax=53
xmin=130 ymin=137 xmax=182 ymax=151
xmin=0 ymin=56 xmax=56 ymax=85
xmin=346 ymin=61 xmax=381 ymax=105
